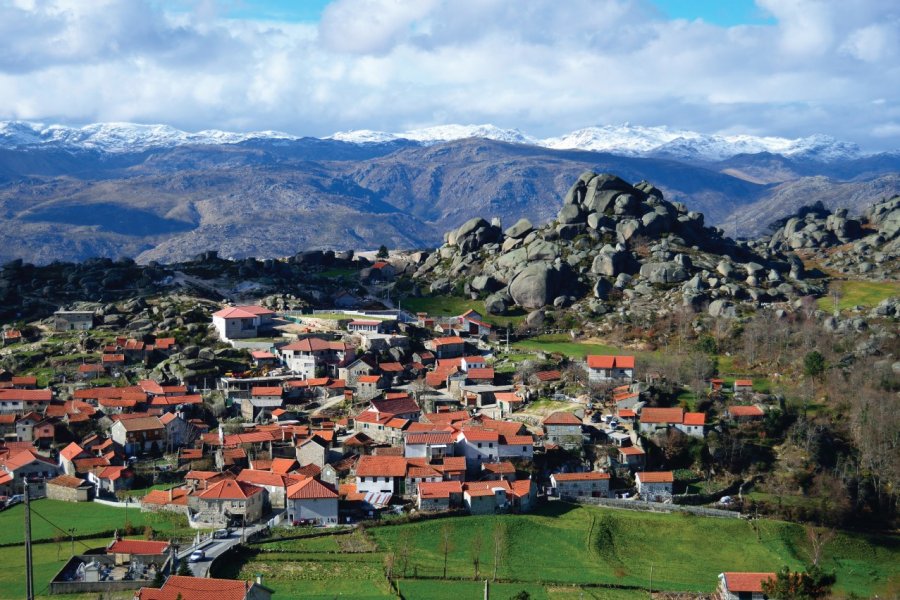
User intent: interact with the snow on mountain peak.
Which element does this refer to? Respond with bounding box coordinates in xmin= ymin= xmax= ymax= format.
xmin=0 ymin=120 xmax=869 ymax=162
xmin=0 ymin=121 xmax=300 ymax=153
xmin=328 ymin=123 xmax=534 ymax=146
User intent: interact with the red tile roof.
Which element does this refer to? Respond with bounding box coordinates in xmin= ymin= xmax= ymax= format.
xmin=107 ymin=539 xmax=169 ymax=555
xmin=729 ymin=405 xmax=764 ymax=418
xmin=405 ymin=432 xmax=455 ymax=445
xmin=251 ymin=386 xmax=283 ymax=396
xmin=542 ymin=411 xmax=582 ymax=425
xmin=48 ymin=474 xmax=91 ymax=489
xmin=0 ymin=389 xmax=51 ymax=403
xmin=431 ymin=336 xmax=464 ymax=346
xmin=636 ymin=471 xmax=674 ymax=483
xmin=60 ymin=442 xmax=86 ymax=461
xmin=356 ymin=455 xmax=408 ymax=478
xmin=587 ymin=355 xmax=634 ymax=369
xmin=619 ymin=446 xmax=645 ymax=456
xmin=683 ymin=412 xmax=706 ymax=426
xmin=552 ymin=471 xmax=610 ymax=481
xmin=722 ymin=572 xmax=776 ymax=593
xmin=135 ymin=575 xmax=264 ymax=600
xmin=418 ymin=480 xmax=463 ymax=499
xmin=535 ymin=370 xmax=562 ymax=382
xmin=198 ymin=479 xmax=263 ymax=500
xmin=639 ymin=407 xmax=684 ymax=424
xmin=286 ymin=477 xmax=338 ymax=499
xmin=213 ymin=305 xmax=273 ymax=319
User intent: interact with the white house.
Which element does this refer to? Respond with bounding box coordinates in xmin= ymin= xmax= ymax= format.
xmin=497 ymin=434 xmax=534 ymax=461
xmin=586 ymin=355 xmax=635 ymax=382
xmin=347 ymin=319 xmax=387 ymax=334
xmin=0 ymin=389 xmax=52 ymax=414
xmin=635 ymin=471 xmax=674 ymax=501
xmin=212 ymin=305 xmax=275 ymax=341
xmin=404 ymin=432 xmax=455 ymax=460
xmin=456 ymin=429 xmax=499 ymax=469
xmin=355 ymin=455 xmax=409 ymax=495
xmin=550 ymin=471 xmax=611 ymax=498
xmin=286 ymin=477 xmax=339 ymax=525
xmin=279 ymin=337 xmax=354 ymax=378
xmin=638 ymin=408 xmax=706 ymax=438
xmin=717 ymin=572 xmax=776 ymax=600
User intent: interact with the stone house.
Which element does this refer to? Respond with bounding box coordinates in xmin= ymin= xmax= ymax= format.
xmin=46 ymin=474 xmax=94 ymax=502
xmin=550 ymin=471 xmax=611 ymax=498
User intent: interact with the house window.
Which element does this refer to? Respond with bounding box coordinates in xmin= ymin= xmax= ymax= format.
xmin=477 ymin=443 xmax=482 ymax=448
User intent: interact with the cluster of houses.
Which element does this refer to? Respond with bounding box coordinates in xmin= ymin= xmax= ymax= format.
xmin=1 ymin=303 xmax=770 ymax=532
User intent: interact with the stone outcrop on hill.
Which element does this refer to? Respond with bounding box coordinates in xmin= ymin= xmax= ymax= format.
xmin=413 ymin=172 xmax=825 ymax=318
xmin=765 ymin=196 xmax=900 ymax=280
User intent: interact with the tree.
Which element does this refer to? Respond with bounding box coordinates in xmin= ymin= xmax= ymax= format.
xmin=803 ymin=351 xmax=826 ymax=378
xmin=383 ymin=552 xmax=395 ymax=582
xmin=492 ymin=522 xmax=507 ymax=581
xmin=761 ymin=565 xmax=835 ymax=599
xmin=396 ymin=529 xmax=413 ymax=577
xmin=470 ymin=530 xmax=483 ymax=580
xmin=151 ymin=570 xmax=166 ymax=588
xmin=440 ymin=523 xmax=453 ymax=579
xmin=376 ymin=245 xmax=389 ymax=259
xmin=177 ymin=558 xmax=193 ymax=576
xmin=805 ymin=526 xmax=835 ymax=567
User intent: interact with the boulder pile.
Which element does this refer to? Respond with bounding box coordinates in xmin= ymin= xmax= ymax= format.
xmin=414 ymin=172 xmax=824 ymax=320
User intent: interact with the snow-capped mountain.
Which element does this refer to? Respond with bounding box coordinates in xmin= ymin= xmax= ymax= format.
xmin=540 ymin=125 xmax=864 ymax=162
xmin=328 ymin=124 xmax=535 ymax=146
xmin=0 ymin=121 xmax=300 ymax=153
xmin=0 ymin=120 xmax=871 ymax=162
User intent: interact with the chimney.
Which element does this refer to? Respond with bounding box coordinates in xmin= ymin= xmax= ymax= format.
xmin=255 ymin=574 xmax=263 ymax=586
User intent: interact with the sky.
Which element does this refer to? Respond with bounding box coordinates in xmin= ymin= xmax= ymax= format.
xmin=1 ymin=0 xmax=898 ymax=150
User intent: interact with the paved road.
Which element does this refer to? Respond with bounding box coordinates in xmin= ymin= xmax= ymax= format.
xmin=178 ymin=523 xmax=268 ymax=577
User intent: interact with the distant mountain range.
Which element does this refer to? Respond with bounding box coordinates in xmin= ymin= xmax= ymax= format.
xmin=0 ymin=121 xmax=885 ymax=163
xmin=0 ymin=121 xmax=897 ymax=264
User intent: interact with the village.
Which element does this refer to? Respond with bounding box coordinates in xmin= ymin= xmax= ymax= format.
xmin=0 ymin=292 xmax=817 ymax=600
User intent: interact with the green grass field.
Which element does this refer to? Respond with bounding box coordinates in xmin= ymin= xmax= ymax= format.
xmin=402 ymin=296 xmax=526 ymax=326
xmin=1 ymin=536 xmax=109 ymax=599
xmin=0 ymin=499 xmax=190 ymax=545
xmin=370 ymin=504 xmax=898 ymax=596
xmin=221 ymin=503 xmax=899 ymax=598
xmin=513 ymin=334 xmax=625 ymax=358
xmin=816 ymin=280 xmax=900 ymax=312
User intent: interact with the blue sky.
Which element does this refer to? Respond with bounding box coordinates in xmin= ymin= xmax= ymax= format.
xmin=0 ymin=0 xmax=898 ymax=150
xmin=218 ymin=0 xmax=775 ymax=26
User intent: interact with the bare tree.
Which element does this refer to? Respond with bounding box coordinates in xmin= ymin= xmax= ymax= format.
xmin=492 ymin=522 xmax=507 ymax=582
xmin=805 ymin=525 xmax=836 ymax=567
xmin=384 ymin=552 xmax=395 ymax=582
xmin=470 ymin=530 xmax=483 ymax=580
xmin=396 ymin=529 xmax=413 ymax=577
xmin=440 ymin=523 xmax=453 ymax=579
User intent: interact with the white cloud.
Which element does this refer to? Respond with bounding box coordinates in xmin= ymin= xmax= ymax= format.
xmin=0 ymin=0 xmax=897 ymax=150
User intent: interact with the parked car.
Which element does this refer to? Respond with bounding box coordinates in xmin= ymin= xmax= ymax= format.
xmin=292 ymin=519 xmax=312 ymax=527
xmin=6 ymin=495 xmax=24 ymax=508
xmin=188 ymin=550 xmax=205 ymax=562
xmin=213 ymin=528 xmax=230 ymax=539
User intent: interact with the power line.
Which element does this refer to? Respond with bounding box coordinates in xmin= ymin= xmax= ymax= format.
xmin=29 ymin=507 xmax=95 ymax=552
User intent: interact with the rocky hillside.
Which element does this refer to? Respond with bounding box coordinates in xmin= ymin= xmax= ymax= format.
xmin=765 ymin=195 xmax=900 ymax=281
xmin=413 ymin=172 xmax=824 ymax=322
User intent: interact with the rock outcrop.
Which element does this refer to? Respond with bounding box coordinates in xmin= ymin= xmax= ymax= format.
xmin=413 ymin=172 xmax=822 ymax=320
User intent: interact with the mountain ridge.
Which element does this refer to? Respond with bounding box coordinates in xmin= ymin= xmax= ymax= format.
xmin=1 ymin=120 xmax=889 ymax=163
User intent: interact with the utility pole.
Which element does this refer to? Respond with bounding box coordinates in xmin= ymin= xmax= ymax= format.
xmin=24 ymin=482 xmax=34 ymax=600
xmin=69 ymin=527 xmax=76 ymax=557
xmin=648 ymin=563 xmax=653 ymax=600
xmin=483 ymin=579 xmax=489 ymax=600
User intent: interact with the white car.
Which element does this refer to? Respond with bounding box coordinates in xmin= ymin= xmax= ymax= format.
xmin=188 ymin=550 xmax=205 ymax=562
